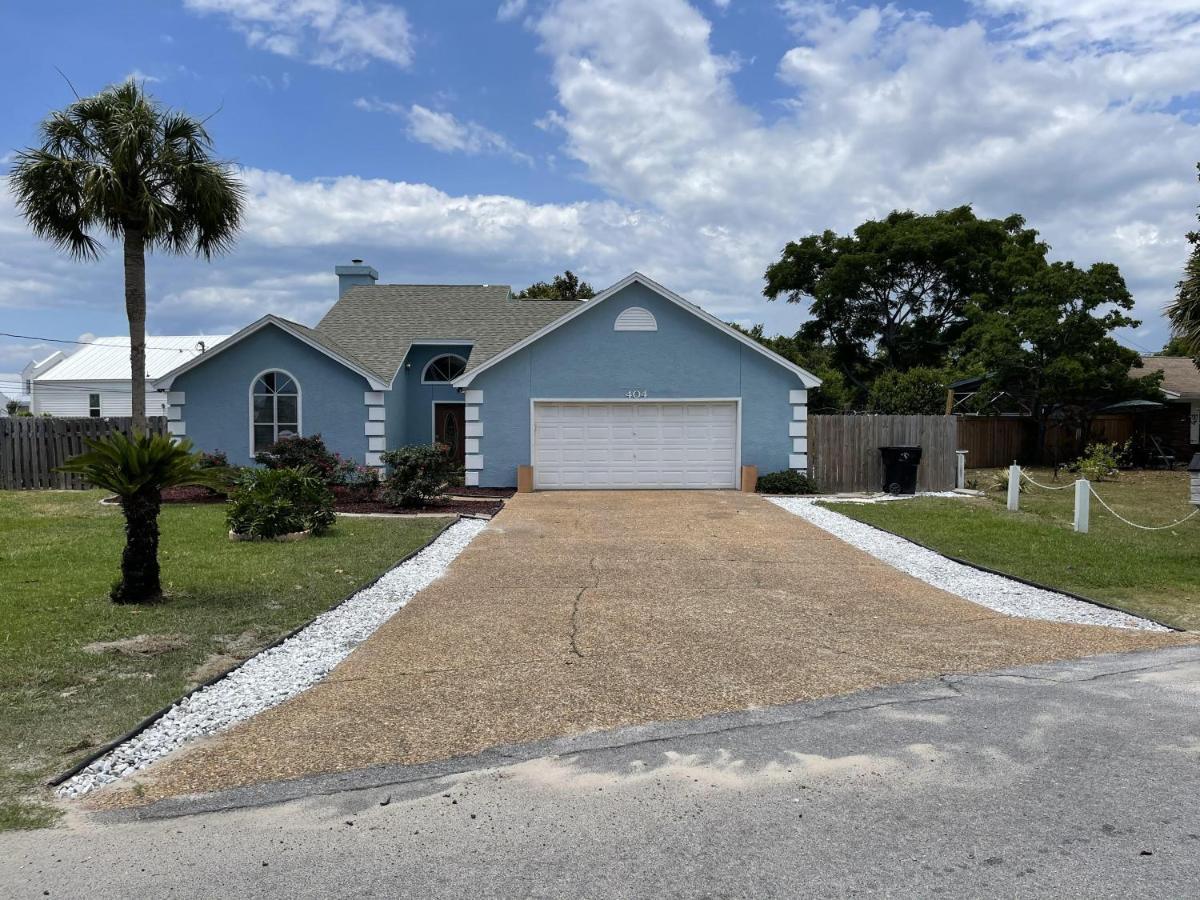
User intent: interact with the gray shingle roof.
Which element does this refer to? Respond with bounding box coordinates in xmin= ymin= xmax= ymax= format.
xmin=1139 ymin=355 xmax=1200 ymax=400
xmin=315 ymin=284 xmax=581 ymax=383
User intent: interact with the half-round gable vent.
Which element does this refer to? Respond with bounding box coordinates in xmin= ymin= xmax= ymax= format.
xmin=614 ymin=306 xmax=658 ymax=332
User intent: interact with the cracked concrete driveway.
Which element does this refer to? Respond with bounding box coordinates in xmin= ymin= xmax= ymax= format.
xmin=92 ymin=491 xmax=1191 ymax=808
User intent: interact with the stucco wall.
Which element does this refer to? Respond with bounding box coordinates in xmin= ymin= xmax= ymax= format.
xmin=468 ymin=282 xmax=804 ymax=487
xmin=171 ymin=324 xmax=374 ymax=464
xmin=401 ymin=345 xmax=470 ymax=445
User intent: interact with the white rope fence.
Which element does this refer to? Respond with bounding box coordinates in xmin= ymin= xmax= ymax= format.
xmin=1087 ymin=486 xmax=1200 ymax=531
xmin=1006 ymin=463 xmax=1200 ymax=533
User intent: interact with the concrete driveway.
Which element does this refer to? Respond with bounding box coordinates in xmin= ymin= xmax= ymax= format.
xmin=92 ymin=491 xmax=1188 ymax=808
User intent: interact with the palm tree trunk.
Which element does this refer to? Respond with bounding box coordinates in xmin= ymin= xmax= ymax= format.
xmin=114 ymin=488 xmax=162 ymax=603
xmin=124 ymin=227 xmax=147 ymax=432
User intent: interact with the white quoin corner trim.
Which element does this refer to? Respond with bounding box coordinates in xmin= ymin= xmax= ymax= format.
xmin=789 ymin=389 xmax=808 ymax=473
xmin=464 ymin=390 xmax=483 ymax=486
xmin=363 ymin=391 xmax=386 ymax=470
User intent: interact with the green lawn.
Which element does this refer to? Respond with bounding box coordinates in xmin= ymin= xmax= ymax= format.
xmin=825 ymin=468 xmax=1200 ymax=632
xmin=0 ymin=491 xmax=451 ymax=831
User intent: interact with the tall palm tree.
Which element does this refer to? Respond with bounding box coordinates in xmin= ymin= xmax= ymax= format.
xmin=9 ymin=80 xmax=244 ymax=430
xmin=1167 ymin=229 xmax=1200 ymax=355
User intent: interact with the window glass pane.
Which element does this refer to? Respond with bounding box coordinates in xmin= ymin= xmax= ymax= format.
xmin=253 ymin=425 xmax=275 ymax=452
xmin=275 ymin=375 xmax=295 ymax=394
xmin=261 ymin=372 xmax=276 ymax=393
xmin=253 ymin=395 xmax=274 ymax=423
xmin=277 ymin=426 xmax=298 ymax=440
xmin=276 ymin=395 xmax=298 ymax=423
xmin=446 ymin=357 xmax=465 ymax=379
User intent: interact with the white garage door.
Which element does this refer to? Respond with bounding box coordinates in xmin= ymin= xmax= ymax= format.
xmin=533 ymin=401 xmax=738 ymax=489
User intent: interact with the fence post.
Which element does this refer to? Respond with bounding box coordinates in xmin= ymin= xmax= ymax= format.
xmin=956 ymin=450 xmax=968 ymax=489
xmin=1074 ymin=479 xmax=1090 ymax=533
xmin=1007 ymin=463 xmax=1020 ymax=511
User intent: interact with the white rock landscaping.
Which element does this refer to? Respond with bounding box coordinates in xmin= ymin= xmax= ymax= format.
xmin=768 ymin=497 xmax=1167 ymax=632
xmin=58 ymin=517 xmax=489 ymax=799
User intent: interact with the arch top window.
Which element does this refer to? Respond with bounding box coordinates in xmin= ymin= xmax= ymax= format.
xmin=422 ymin=354 xmax=467 ymax=383
xmin=251 ymin=370 xmax=300 ymax=454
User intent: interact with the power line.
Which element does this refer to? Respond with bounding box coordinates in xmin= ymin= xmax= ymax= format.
xmin=0 ymin=331 xmax=204 ymax=353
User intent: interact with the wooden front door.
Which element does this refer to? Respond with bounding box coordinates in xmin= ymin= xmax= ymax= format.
xmin=434 ymin=402 xmax=466 ymax=465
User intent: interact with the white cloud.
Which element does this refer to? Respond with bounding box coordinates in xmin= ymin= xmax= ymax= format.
xmin=355 ymin=99 xmax=533 ymax=164
xmin=3 ymin=0 xmax=1199 ymax=350
xmin=124 ymin=69 xmax=164 ymax=83
xmin=496 ymin=0 xmax=527 ymax=22
xmin=183 ymin=0 xmax=414 ymax=70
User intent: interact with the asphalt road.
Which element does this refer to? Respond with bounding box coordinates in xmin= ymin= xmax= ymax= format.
xmin=4 ymin=646 xmax=1199 ymax=899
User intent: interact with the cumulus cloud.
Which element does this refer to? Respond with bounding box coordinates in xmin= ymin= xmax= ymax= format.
xmin=183 ymin=0 xmax=414 ymax=70
xmin=355 ymin=99 xmax=532 ymax=164
xmin=4 ymin=0 xmax=1200 ymax=348
xmin=496 ymin=0 xmax=527 ymax=22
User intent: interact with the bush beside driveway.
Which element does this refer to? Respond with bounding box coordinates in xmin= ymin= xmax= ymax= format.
xmin=89 ymin=490 xmax=1194 ymax=809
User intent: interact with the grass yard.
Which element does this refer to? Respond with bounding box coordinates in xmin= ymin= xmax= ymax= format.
xmin=0 ymin=490 xmax=451 ymax=831
xmin=825 ymin=467 xmax=1199 ymax=632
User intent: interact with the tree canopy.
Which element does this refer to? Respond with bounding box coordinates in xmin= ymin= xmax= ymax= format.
xmin=763 ymin=207 xmax=1044 ymax=384
xmin=1167 ymin=164 xmax=1200 ymax=355
xmin=516 ymin=270 xmax=595 ymax=301
xmin=756 ymin=206 xmax=1157 ymax=421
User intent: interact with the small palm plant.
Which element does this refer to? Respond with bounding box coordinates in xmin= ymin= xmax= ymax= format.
xmin=58 ymin=432 xmax=225 ymax=603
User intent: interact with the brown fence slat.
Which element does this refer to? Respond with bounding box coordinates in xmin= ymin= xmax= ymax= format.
xmin=809 ymin=414 xmax=959 ymax=493
xmin=0 ymin=417 xmax=165 ymax=490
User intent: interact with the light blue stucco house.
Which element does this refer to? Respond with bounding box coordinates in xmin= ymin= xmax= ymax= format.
xmin=156 ymin=266 xmax=820 ymax=489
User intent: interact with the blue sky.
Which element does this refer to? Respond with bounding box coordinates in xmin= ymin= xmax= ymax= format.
xmin=3 ymin=0 xmax=1200 ymax=388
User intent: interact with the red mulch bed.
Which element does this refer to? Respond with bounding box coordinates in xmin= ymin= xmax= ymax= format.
xmin=151 ymin=484 xmax=504 ymax=516
xmin=332 ymin=497 xmax=503 ymax=516
xmin=448 ymin=485 xmax=516 ymax=498
xmin=159 ymin=486 xmax=228 ymax=504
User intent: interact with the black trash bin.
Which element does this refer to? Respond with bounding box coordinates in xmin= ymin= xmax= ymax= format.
xmin=879 ymin=446 xmax=922 ymax=494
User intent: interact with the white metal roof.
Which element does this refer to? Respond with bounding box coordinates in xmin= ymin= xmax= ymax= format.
xmin=35 ymin=335 xmax=231 ymax=382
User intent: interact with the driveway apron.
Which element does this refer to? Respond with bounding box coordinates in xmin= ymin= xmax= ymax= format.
xmin=91 ymin=491 xmax=1191 ymax=808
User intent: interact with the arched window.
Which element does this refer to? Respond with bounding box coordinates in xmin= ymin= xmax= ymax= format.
xmin=422 ymin=354 xmax=467 ymax=383
xmin=251 ymin=370 xmax=300 ymax=454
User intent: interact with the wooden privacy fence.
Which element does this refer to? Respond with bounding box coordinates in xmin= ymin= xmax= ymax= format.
xmin=0 ymin=417 xmax=165 ymax=489
xmin=808 ymin=415 xmax=959 ymax=493
xmin=956 ymin=414 xmax=1137 ymax=468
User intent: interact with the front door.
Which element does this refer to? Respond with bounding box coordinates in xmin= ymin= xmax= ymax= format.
xmin=434 ymin=402 xmax=466 ymax=465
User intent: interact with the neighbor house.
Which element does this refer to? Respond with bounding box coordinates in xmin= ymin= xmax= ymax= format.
xmin=1138 ymin=355 xmax=1200 ymax=452
xmin=29 ymin=336 xmax=228 ymax=418
xmin=155 ymin=265 xmax=820 ymax=489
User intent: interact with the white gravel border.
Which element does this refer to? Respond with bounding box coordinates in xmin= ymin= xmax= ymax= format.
xmin=768 ymin=497 xmax=1167 ymax=632
xmin=58 ymin=517 xmax=489 ymax=799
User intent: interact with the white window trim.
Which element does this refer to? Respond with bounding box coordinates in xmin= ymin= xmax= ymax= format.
xmin=248 ymin=368 xmax=302 ymax=460
xmin=421 ymin=354 xmax=468 ymax=385
xmin=528 ymin=397 xmax=742 ymax=491
xmin=88 ymin=393 xmax=101 ymax=418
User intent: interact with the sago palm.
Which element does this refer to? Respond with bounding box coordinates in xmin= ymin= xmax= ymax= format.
xmin=58 ymin=432 xmax=225 ymax=603
xmin=9 ymin=80 xmax=244 ymax=429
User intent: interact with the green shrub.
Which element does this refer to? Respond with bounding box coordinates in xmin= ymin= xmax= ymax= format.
xmin=380 ymin=444 xmax=455 ymax=507
xmin=756 ymin=469 xmax=817 ymax=494
xmin=226 ymin=466 xmax=336 ymax=539
xmin=254 ymin=434 xmax=355 ymax=485
xmin=1073 ymin=440 xmax=1128 ymax=482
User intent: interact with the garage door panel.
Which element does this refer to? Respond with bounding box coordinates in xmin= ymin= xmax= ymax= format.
xmin=534 ymin=401 xmax=737 ymax=490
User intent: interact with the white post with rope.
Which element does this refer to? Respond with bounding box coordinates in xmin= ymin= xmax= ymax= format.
xmin=1074 ymin=478 xmax=1090 ymax=533
xmin=1007 ymin=463 xmax=1020 ymax=511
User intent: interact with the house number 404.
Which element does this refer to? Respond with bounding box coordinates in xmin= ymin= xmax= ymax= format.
xmin=625 ymin=389 xmax=648 ymax=399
